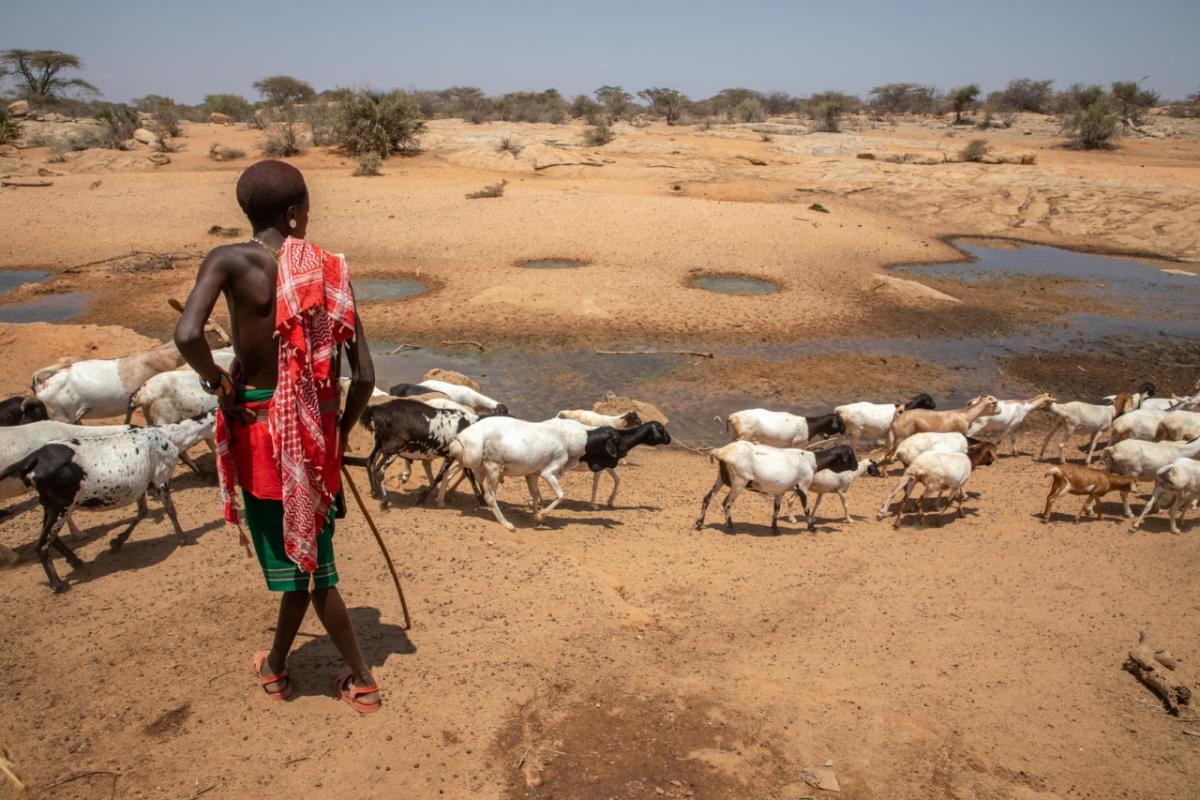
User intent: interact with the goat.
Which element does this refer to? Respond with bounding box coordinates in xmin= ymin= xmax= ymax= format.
xmin=1042 ymin=464 xmax=1138 ymax=522
xmin=2 ymin=420 xmax=131 ymax=512
xmin=0 ymin=413 xmax=214 ymax=592
xmin=33 ymin=313 xmax=230 ymax=422
xmin=877 ymin=442 xmax=997 ymax=528
xmin=834 ymin=393 xmax=936 ymax=449
xmin=0 ymin=396 xmax=49 ymax=426
xmin=358 ymin=399 xmax=480 ymax=509
xmin=1037 ymin=393 xmax=1137 ymax=465
xmin=389 ymin=380 xmax=508 ymax=416
xmin=694 ymin=443 xmax=858 ymax=534
xmin=807 ymin=457 xmax=882 ymax=523
xmin=1156 ymin=410 xmax=1200 ymax=443
xmin=125 ymin=370 xmax=218 ymax=475
xmin=556 ymin=409 xmax=642 ymax=429
xmin=1108 ymin=408 xmax=1167 ymax=444
xmin=438 ymin=417 xmax=621 ymax=531
xmin=1101 ymin=436 xmax=1200 ymax=517
xmin=721 ymin=408 xmax=845 ymax=449
xmin=892 ymin=432 xmax=970 ymax=469
xmin=882 ymin=395 xmax=1000 ymax=465
xmin=966 ymin=392 xmax=1056 ymax=455
xmin=575 ymin=421 xmax=671 ymax=508
xmin=1131 ymin=459 xmax=1200 ymax=534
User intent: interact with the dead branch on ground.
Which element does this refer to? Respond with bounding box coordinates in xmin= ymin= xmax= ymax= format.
xmin=441 ymin=340 xmax=484 ymax=350
xmin=388 ymin=343 xmax=424 ymax=354
xmin=1124 ymin=631 xmax=1193 ymax=715
xmin=594 ymin=347 xmax=714 ymax=359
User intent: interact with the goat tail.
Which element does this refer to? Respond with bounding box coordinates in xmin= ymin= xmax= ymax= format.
xmin=1044 ymin=466 xmax=1063 ymax=479
xmin=359 ymin=405 xmax=378 ymax=433
xmin=713 ymin=415 xmax=730 ymax=434
xmin=124 ymin=391 xmax=142 ymax=426
xmin=30 ymin=358 xmax=73 ymax=392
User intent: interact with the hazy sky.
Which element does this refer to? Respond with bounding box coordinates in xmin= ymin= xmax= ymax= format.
xmin=5 ymin=0 xmax=1199 ymax=103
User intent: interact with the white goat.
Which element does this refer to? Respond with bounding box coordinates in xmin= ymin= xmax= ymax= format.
xmin=417 ymin=380 xmax=506 ymax=414
xmin=1038 ymin=393 xmax=1136 ymax=465
xmin=556 ymin=409 xmax=641 ymax=429
xmin=1157 ymin=410 xmax=1200 ymax=442
xmin=33 ymin=321 xmax=230 ymax=422
xmin=876 ymin=442 xmax=996 ymax=528
xmin=125 ymin=370 xmax=218 ymax=474
xmin=1131 ymin=459 xmax=1200 ymax=534
xmin=440 ymin=417 xmax=621 ymax=531
xmin=721 ymin=408 xmax=845 ymax=448
xmin=0 ymin=413 xmax=214 ymax=592
xmin=808 ymin=458 xmax=881 ymax=523
xmin=694 ymin=443 xmax=859 ymax=534
xmin=1108 ymin=408 xmax=1167 ymax=444
xmin=835 ymin=393 xmax=936 ymax=449
xmin=1101 ymin=436 xmax=1200 ymax=516
xmin=966 ymin=393 xmax=1056 ymax=455
xmin=892 ymin=432 xmax=969 ymax=469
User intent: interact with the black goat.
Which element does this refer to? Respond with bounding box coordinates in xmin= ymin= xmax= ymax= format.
xmin=0 ymin=396 xmax=49 ymax=426
xmin=578 ymin=421 xmax=672 ymax=507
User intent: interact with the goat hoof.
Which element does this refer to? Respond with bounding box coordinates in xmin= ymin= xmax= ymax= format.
xmin=51 ymin=581 xmax=71 ymax=593
xmin=692 ymin=521 xmax=703 ymax=531
xmin=109 ymin=540 xmax=124 ymax=553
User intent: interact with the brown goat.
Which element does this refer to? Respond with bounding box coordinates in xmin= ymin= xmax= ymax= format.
xmin=1042 ymin=464 xmax=1138 ymax=523
xmin=882 ymin=395 xmax=1000 ymax=465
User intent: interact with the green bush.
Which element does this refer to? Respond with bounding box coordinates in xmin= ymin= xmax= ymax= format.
xmin=949 ymin=84 xmax=980 ymax=123
xmin=96 ymin=104 xmax=139 ymax=148
xmin=0 ymin=107 xmax=20 ymax=145
xmin=494 ymin=90 xmax=567 ymax=123
xmin=1062 ymin=97 xmax=1120 ymax=149
xmin=570 ymin=94 xmax=601 ymax=120
xmin=959 ymin=138 xmax=990 ymax=162
xmin=335 ymin=90 xmax=426 ymax=158
xmin=584 ymin=123 xmax=614 ymax=146
xmin=202 ymin=93 xmax=253 ymax=121
xmin=989 ymin=78 xmax=1055 ymax=113
xmin=735 ymin=99 xmax=767 ymax=123
xmin=304 ymin=102 xmax=338 ymax=146
xmin=813 ymin=101 xmax=843 ymax=132
xmin=1111 ymin=81 xmax=1158 ymax=129
xmin=353 ymin=152 xmax=382 ymax=176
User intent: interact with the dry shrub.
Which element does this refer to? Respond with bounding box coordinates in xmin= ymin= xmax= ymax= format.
xmin=466 ymin=179 xmax=506 ymax=199
xmin=584 ymin=124 xmax=614 ymax=146
xmin=263 ymin=122 xmax=304 ymax=157
xmin=497 ymin=137 xmax=522 ymax=156
xmin=960 ymin=138 xmax=990 ymax=162
xmin=208 ymin=143 xmax=245 ymax=161
xmin=353 ymin=152 xmax=382 ymax=176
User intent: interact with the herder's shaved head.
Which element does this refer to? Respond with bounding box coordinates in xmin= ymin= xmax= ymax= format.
xmin=236 ymin=160 xmax=308 ymax=229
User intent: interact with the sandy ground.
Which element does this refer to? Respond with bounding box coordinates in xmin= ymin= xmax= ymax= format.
xmin=2 ymin=113 xmax=1200 ymax=799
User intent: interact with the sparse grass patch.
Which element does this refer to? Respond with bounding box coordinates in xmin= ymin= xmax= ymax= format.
xmin=208 ymin=143 xmax=245 ymax=161
xmin=466 ymin=179 xmax=507 ymax=199
xmin=497 ymin=137 xmax=522 ymax=156
xmin=960 ymin=138 xmax=990 ymax=162
xmin=353 ymin=152 xmax=382 ymax=176
xmin=0 ymin=107 xmax=20 ymax=145
xmin=208 ymin=225 xmax=243 ymax=237
xmin=812 ymin=101 xmax=843 ymax=132
xmin=759 ymin=132 xmax=773 ymax=142
xmin=96 ymin=104 xmax=139 ymax=149
xmin=584 ymin=124 xmax=614 ymax=146
xmin=809 ymin=203 xmax=829 ymax=213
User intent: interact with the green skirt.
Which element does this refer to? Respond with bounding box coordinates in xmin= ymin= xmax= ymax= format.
xmin=242 ymin=491 xmax=338 ymax=592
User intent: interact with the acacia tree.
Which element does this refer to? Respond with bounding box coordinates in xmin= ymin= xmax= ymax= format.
xmin=594 ymin=85 xmax=631 ymax=122
xmin=252 ymin=75 xmax=315 ymax=107
xmin=637 ymin=87 xmax=687 ymax=125
xmin=950 ymin=84 xmax=980 ymax=124
xmin=1 ymin=49 xmax=97 ymax=101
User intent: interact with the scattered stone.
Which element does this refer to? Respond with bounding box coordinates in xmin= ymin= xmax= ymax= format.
xmin=809 ymin=203 xmax=829 ymax=213
xmin=866 ymin=274 xmax=960 ymax=305
xmin=855 ymin=152 xmax=875 ymax=160
xmin=209 ymin=112 xmax=234 ymax=125
xmin=800 ymin=767 xmax=840 ymax=792
xmin=133 ymin=127 xmax=159 ymax=146
xmin=208 ymin=225 xmax=242 ymax=238
xmin=7 ymin=100 xmax=28 ymax=118
xmin=147 ymin=153 xmax=171 ymax=166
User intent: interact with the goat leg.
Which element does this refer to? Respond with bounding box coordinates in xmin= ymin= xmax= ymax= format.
xmin=770 ymin=495 xmax=781 ymax=535
xmin=1084 ymin=429 xmax=1105 ymax=465
xmin=532 ymin=471 xmax=567 ymax=526
xmin=525 ymin=475 xmax=544 ymax=515
xmin=605 ymin=468 xmax=620 ymax=508
xmin=37 ymin=507 xmax=71 ymax=593
xmin=796 ymin=488 xmax=814 ymax=532
xmin=420 ymin=458 xmax=455 ymax=506
xmin=694 ymin=472 xmax=723 ymax=531
xmin=1038 ymin=423 xmax=1059 ymax=461
xmin=159 ymin=483 xmax=190 ymax=545
xmin=481 ymin=464 xmax=515 ymax=532
xmin=110 ymin=495 xmax=150 ymax=552
xmin=51 ymin=536 xmax=84 ymax=569
xmin=1130 ymin=487 xmax=1161 ymax=532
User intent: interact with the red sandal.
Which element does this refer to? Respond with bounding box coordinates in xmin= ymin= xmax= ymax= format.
xmin=333 ymin=666 xmax=381 ymax=714
xmin=251 ymin=650 xmax=293 ymax=701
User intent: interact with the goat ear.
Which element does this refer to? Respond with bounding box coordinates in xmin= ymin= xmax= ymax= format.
xmin=168 ymin=298 xmax=185 ymax=314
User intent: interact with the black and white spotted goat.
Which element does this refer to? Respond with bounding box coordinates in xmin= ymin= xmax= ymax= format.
xmin=359 ymin=398 xmax=483 ymax=509
xmin=0 ymin=411 xmax=215 ymax=592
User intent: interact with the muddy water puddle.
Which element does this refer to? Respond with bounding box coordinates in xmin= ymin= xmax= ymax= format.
xmin=0 ymin=291 xmax=92 ymax=323
xmin=343 ymin=240 xmax=1200 ymax=446
xmin=354 ymin=278 xmax=428 ymax=301
xmin=691 ymin=274 xmax=777 ymax=294
xmin=523 ymin=259 xmax=583 ymax=270
xmin=0 ymin=271 xmax=48 ymax=296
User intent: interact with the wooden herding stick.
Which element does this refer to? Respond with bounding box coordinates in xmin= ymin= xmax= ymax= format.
xmin=341 ymin=466 xmax=411 ymax=630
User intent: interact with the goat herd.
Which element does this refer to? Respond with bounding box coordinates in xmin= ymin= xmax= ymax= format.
xmin=2 ymin=322 xmax=1199 ymax=593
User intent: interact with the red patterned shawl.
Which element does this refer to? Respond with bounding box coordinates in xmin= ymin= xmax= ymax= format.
xmin=215 ymin=237 xmax=356 ymax=572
